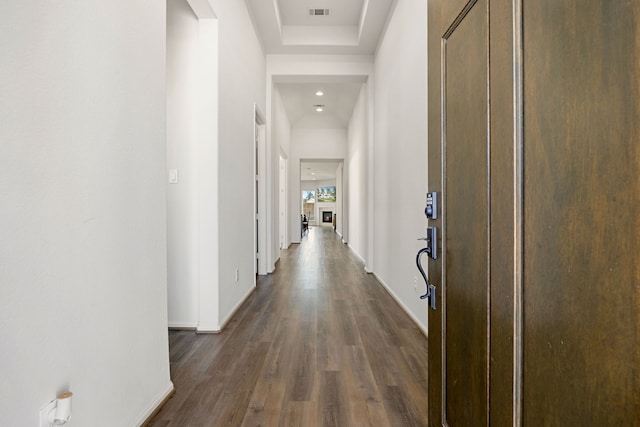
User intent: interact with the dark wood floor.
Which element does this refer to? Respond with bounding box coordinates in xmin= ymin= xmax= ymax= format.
xmin=149 ymin=226 xmax=428 ymax=427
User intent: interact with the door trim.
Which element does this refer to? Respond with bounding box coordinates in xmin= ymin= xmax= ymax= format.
xmin=512 ymin=0 xmax=524 ymax=423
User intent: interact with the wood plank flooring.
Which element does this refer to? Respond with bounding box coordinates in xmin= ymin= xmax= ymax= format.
xmin=149 ymin=227 xmax=428 ymax=427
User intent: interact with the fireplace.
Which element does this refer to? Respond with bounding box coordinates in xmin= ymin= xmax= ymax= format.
xmin=322 ymin=211 xmax=333 ymax=223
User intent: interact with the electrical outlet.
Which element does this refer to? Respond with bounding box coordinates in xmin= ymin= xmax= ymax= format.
xmin=39 ymin=400 xmax=55 ymax=427
xmin=235 ymin=268 xmax=239 ymax=282
xmin=413 ymin=276 xmax=418 ymax=293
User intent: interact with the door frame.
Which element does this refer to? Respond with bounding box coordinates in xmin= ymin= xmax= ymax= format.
xmin=279 ymin=151 xmax=288 ymax=250
xmin=254 ymin=104 xmax=267 ymax=277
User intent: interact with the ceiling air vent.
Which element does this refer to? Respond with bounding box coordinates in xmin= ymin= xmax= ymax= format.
xmin=309 ymin=9 xmax=330 ymax=16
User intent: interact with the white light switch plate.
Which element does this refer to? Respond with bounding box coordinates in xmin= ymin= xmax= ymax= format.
xmin=169 ymin=169 xmax=179 ymax=184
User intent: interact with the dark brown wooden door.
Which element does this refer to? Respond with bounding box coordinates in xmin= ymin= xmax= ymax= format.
xmin=427 ymin=0 xmax=493 ymax=425
xmin=522 ymin=1 xmax=640 ymax=424
xmin=428 ymin=0 xmax=640 ymax=425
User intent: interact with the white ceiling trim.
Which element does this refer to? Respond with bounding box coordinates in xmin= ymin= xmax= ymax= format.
xmin=282 ymin=25 xmax=359 ymax=47
xmin=272 ymin=0 xmax=283 ymax=39
xmin=247 ymin=0 xmax=395 ymax=55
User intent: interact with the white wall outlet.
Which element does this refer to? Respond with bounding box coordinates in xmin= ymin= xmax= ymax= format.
xmin=413 ymin=277 xmax=419 ymax=293
xmin=235 ymin=268 xmax=239 ymax=282
xmin=39 ymin=400 xmax=55 ymax=427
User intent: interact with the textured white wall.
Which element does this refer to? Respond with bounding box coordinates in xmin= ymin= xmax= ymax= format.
xmin=373 ymin=0 xmax=429 ymax=332
xmin=0 ymin=1 xmax=172 ymax=425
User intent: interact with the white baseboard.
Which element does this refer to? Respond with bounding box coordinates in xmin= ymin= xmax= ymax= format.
xmin=346 ymin=244 xmax=373 ymax=272
xmin=269 ymin=256 xmax=280 ymax=273
xmin=168 ymin=322 xmax=198 ymax=330
xmin=197 ymin=285 xmax=256 ymax=334
xmin=347 ymin=243 xmax=366 ymax=263
xmin=373 ymin=273 xmax=428 ymax=337
xmin=136 ymin=381 xmax=175 ymax=426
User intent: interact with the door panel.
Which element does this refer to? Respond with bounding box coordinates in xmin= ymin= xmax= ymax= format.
xmin=523 ymin=1 xmax=640 ymax=424
xmin=429 ymin=0 xmax=490 ymax=425
xmin=430 ymin=1 xmax=640 ymax=425
xmin=443 ymin=1 xmax=489 ymax=425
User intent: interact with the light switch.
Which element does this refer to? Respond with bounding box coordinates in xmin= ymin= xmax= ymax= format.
xmin=169 ymin=169 xmax=179 ymax=184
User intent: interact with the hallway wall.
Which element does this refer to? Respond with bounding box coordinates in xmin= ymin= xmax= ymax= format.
xmin=0 ymin=1 xmax=171 ymax=425
xmin=373 ymin=0 xmax=429 ymax=331
xmin=347 ymin=83 xmax=369 ymax=262
xmin=211 ymin=0 xmax=267 ymax=329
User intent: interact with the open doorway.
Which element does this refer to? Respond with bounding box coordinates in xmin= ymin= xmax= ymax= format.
xmin=300 ymin=159 xmax=344 ymax=236
xmin=166 ymin=0 xmax=219 ymax=331
xmin=254 ymin=106 xmax=266 ymax=277
xmin=279 ymin=153 xmax=288 ymax=249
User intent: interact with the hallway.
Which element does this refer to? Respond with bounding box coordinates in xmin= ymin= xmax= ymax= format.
xmin=149 ymin=227 xmax=428 ymax=426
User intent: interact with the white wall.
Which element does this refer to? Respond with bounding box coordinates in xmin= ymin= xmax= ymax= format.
xmin=291 ymin=129 xmax=347 ymax=241
xmin=347 ymin=83 xmax=369 ymax=262
xmin=373 ymin=0 xmax=429 ymax=332
xmin=211 ymin=0 xmax=266 ymax=329
xmin=0 ymin=1 xmax=172 ymax=425
xmin=301 ymin=179 xmax=336 ymax=190
xmin=166 ymin=0 xmax=200 ymax=328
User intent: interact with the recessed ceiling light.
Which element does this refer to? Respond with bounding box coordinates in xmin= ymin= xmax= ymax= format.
xmin=316 ymin=91 xmax=324 ymax=96
xmin=311 ymin=173 xmax=316 ymax=175
xmin=316 ymin=107 xmax=323 ymax=112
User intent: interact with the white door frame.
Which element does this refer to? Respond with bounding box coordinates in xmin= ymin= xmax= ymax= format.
xmin=279 ymin=152 xmax=288 ymax=250
xmin=254 ymin=104 xmax=267 ymax=276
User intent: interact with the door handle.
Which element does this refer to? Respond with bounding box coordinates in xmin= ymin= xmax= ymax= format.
xmin=416 ymin=247 xmax=431 ymax=300
xmin=416 ymin=247 xmax=437 ymax=309
xmin=417 ymin=227 xmax=438 ymax=310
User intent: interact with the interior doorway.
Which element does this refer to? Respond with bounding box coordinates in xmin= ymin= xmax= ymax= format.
xmin=254 ymin=106 xmax=266 ymax=277
xmin=166 ymin=0 xmax=219 ymax=331
xmin=299 ymin=159 xmax=344 ymax=236
xmin=279 ymin=153 xmax=288 ymax=249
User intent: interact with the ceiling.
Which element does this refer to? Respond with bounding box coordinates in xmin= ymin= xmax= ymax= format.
xmin=277 ymin=81 xmax=363 ymax=128
xmin=245 ymin=1 xmax=395 ymax=160
xmin=301 ymin=161 xmax=342 ymax=181
xmin=245 ymin=0 xmax=397 ymax=55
